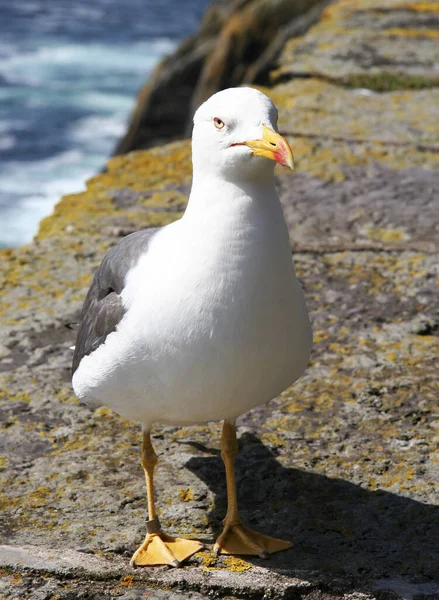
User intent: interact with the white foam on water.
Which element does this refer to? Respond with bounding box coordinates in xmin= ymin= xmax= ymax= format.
xmin=0 ymin=39 xmax=175 ymax=85
xmin=0 ymin=120 xmax=27 ymax=134
xmin=70 ymin=114 xmax=128 ymax=154
xmin=0 ymin=152 xmax=94 ymax=246
xmin=0 ymin=36 xmax=177 ymax=247
xmin=79 ymin=91 xmax=134 ymax=112
xmin=1 ymin=150 xmax=88 ymax=195
xmin=70 ymin=5 xmax=104 ymax=20
xmin=0 ymin=135 xmax=16 ymax=150
xmin=14 ymin=1 xmax=42 ymax=13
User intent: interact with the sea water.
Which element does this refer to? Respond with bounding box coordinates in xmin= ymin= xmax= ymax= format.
xmin=0 ymin=0 xmax=210 ymax=248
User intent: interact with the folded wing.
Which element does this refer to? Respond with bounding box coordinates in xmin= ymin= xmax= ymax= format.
xmin=72 ymin=228 xmax=159 ymax=374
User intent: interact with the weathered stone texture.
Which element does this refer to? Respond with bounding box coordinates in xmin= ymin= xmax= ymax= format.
xmin=273 ymin=0 xmax=439 ymax=86
xmin=1 ymin=0 xmax=438 ymax=598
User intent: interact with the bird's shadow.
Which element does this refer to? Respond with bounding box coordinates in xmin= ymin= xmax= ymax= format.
xmin=183 ymin=433 xmax=438 ymax=587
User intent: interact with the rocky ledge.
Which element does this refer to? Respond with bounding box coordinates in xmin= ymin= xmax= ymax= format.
xmin=0 ymin=0 xmax=438 ymax=599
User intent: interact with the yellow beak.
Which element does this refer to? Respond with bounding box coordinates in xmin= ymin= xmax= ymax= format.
xmin=243 ymin=125 xmax=294 ymax=170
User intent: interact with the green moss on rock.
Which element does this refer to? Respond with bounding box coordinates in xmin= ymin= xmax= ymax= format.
xmin=343 ymin=72 xmax=439 ymax=92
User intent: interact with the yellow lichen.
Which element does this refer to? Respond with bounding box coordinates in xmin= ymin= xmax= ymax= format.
xmin=1 ymin=390 xmax=32 ymax=404
xmin=366 ymin=227 xmax=408 ymax=243
xmin=222 ymin=556 xmax=252 ymax=572
xmin=262 ymin=432 xmax=285 ymax=448
xmin=385 ymin=27 xmax=439 ymax=39
xmin=0 ymin=494 xmax=21 ymax=511
xmin=178 ymin=487 xmax=194 ymax=502
xmin=56 ymin=389 xmax=79 ymax=405
xmin=393 ymin=2 xmax=439 ymax=12
xmin=120 ymin=575 xmax=134 ymax=587
xmin=198 ymin=550 xmax=217 ymax=568
xmin=94 ymin=406 xmax=114 ymax=417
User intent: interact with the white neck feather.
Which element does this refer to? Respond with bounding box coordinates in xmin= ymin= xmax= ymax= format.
xmin=184 ymin=171 xmax=278 ymax=224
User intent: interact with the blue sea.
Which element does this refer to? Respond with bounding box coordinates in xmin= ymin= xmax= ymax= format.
xmin=0 ymin=0 xmax=210 ymax=248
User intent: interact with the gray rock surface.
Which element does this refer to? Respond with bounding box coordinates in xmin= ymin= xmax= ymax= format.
xmin=1 ymin=0 xmax=438 ymax=598
xmin=274 ymin=0 xmax=439 ymax=86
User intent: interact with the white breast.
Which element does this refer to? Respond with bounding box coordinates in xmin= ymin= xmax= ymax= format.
xmin=73 ymin=184 xmax=312 ymax=428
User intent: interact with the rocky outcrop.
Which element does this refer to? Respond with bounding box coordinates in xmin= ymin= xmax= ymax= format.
xmin=1 ymin=1 xmax=438 ymax=599
xmin=273 ymin=0 xmax=439 ymax=88
xmin=114 ymin=0 xmax=328 ymax=154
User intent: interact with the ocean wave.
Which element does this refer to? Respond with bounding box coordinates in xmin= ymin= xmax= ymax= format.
xmin=70 ymin=114 xmax=127 ymax=153
xmin=0 ymin=39 xmax=175 ymax=86
xmin=0 ymin=120 xmax=27 ymax=133
xmin=0 ymin=35 xmax=176 ymax=246
xmin=79 ymin=91 xmax=134 ymax=112
xmin=0 ymin=152 xmax=94 ymax=246
xmin=13 ymin=1 xmax=42 ymax=14
xmin=0 ymin=151 xmax=88 ymax=193
xmin=0 ymin=135 xmax=15 ymax=150
xmin=0 ymin=0 xmax=209 ymax=247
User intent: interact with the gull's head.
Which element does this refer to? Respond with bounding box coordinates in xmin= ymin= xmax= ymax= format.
xmin=192 ymin=87 xmax=294 ymax=181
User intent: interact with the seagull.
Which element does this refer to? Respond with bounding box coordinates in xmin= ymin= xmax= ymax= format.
xmin=72 ymin=87 xmax=312 ymax=567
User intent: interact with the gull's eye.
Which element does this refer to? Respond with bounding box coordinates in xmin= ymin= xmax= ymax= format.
xmin=213 ymin=117 xmax=225 ymax=130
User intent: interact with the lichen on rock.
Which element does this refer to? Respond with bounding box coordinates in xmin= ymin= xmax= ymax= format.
xmin=1 ymin=0 xmax=438 ymax=598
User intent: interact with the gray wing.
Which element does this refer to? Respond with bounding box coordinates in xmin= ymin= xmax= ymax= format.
xmin=72 ymin=228 xmax=159 ymax=374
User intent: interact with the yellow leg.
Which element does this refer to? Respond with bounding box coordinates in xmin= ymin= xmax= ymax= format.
xmin=130 ymin=430 xmax=204 ymax=567
xmin=214 ymin=421 xmax=291 ymax=558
